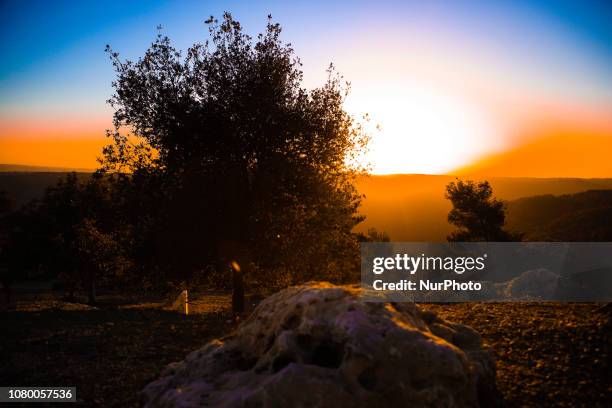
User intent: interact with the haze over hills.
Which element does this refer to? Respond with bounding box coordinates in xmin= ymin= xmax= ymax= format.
xmin=0 ymin=164 xmax=95 ymax=173
xmin=2 ymin=166 xmax=612 ymax=241
xmin=0 ymin=165 xmax=92 ymax=209
xmin=354 ymin=174 xmax=612 ymax=241
xmin=506 ymin=190 xmax=612 ymax=241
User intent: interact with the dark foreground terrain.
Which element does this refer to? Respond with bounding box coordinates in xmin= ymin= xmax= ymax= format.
xmin=1 ymin=294 xmax=238 ymax=407
xmin=421 ymin=303 xmax=611 ymax=407
xmin=1 ymin=294 xmax=610 ymax=407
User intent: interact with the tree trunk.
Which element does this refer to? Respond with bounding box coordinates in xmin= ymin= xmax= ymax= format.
xmin=225 ymin=160 xmax=253 ymax=317
xmin=232 ymin=267 xmax=245 ymax=315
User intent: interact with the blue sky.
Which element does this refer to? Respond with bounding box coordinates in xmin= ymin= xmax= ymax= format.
xmin=1 ymin=0 xmax=611 ymax=172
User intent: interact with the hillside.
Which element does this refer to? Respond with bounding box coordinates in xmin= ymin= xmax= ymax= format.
xmin=355 ymin=175 xmax=612 ymax=241
xmin=0 ymin=170 xmax=91 ymax=209
xmin=506 ymin=190 xmax=612 ymax=241
xmin=0 ymin=164 xmax=95 ymax=173
xmin=2 ymin=169 xmax=612 ymax=241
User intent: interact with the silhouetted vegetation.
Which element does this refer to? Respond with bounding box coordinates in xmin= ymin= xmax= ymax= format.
xmin=445 ymin=179 xmax=522 ymax=242
xmin=356 ymin=227 xmax=390 ymax=242
xmin=1 ymin=15 xmax=370 ymax=311
xmin=0 ymin=190 xmax=13 ymax=303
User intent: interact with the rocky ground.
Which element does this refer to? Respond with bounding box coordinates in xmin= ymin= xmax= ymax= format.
xmin=420 ymin=302 xmax=611 ymax=407
xmin=1 ymin=292 xmax=610 ymax=407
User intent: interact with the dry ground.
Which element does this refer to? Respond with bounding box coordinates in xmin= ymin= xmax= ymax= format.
xmin=420 ymin=302 xmax=611 ymax=407
xmin=1 ymin=292 xmax=610 ymax=407
xmin=1 ymin=292 xmax=237 ymax=406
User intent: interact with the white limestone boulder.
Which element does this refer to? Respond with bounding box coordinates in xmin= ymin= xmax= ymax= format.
xmin=142 ymin=282 xmax=501 ymax=407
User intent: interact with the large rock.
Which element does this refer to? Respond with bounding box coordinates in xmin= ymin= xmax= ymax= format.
xmin=504 ymin=268 xmax=560 ymax=300
xmin=142 ymin=282 xmax=501 ymax=407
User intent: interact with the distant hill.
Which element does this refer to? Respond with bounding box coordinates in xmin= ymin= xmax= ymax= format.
xmin=0 ymin=164 xmax=95 ymax=173
xmin=355 ymin=174 xmax=612 ymax=241
xmin=0 ymin=170 xmax=91 ymax=209
xmin=506 ymin=190 xmax=612 ymax=241
xmin=2 ymin=169 xmax=612 ymax=241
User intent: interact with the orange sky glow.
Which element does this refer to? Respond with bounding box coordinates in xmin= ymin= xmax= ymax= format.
xmin=2 ymin=97 xmax=610 ymax=176
xmin=1 ymin=2 xmax=611 ymax=177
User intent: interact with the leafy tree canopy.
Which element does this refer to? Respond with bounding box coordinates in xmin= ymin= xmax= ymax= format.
xmin=445 ymin=179 xmax=521 ymax=242
xmin=102 ymin=13 xmax=370 ymax=287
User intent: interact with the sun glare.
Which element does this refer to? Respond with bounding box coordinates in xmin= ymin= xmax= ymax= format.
xmin=346 ymin=83 xmax=504 ymax=175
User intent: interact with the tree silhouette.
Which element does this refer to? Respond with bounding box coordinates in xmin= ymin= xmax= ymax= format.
xmin=73 ymin=218 xmax=130 ymax=304
xmin=356 ymin=228 xmax=390 ymax=242
xmin=445 ymin=179 xmax=521 ymax=242
xmin=102 ymin=13 xmax=369 ymax=312
xmin=3 ymin=173 xmax=128 ymax=302
xmin=0 ymin=190 xmax=13 ymax=304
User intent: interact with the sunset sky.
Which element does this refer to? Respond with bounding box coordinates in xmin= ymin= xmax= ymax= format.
xmin=1 ymin=0 xmax=611 ymax=176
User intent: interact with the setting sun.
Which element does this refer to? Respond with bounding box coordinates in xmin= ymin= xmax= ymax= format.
xmin=1 ymin=2 xmax=611 ymax=176
xmin=346 ymin=82 xmax=503 ymax=174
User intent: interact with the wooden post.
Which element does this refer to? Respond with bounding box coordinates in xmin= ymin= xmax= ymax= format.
xmin=185 ymin=289 xmax=189 ymax=315
xmin=231 ymin=261 xmax=245 ymax=316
